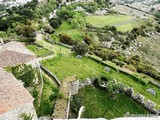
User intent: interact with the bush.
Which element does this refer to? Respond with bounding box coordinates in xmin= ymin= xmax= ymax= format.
xmin=49 ymin=17 xmax=62 ymax=29
xmin=84 ymin=35 xmax=92 ymax=45
xmin=72 ymin=42 xmax=89 ymax=55
xmin=59 ymin=33 xmax=75 ymax=45
xmin=11 ymin=64 xmax=36 ymax=87
xmin=43 ymin=25 xmax=54 ymax=34
xmin=136 ymin=63 xmax=160 ymax=80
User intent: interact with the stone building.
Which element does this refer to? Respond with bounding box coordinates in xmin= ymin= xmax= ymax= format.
xmin=0 ymin=67 xmax=37 ymax=120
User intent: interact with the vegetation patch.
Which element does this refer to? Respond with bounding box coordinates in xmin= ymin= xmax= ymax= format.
xmin=71 ymin=86 xmax=150 ymax=119
xmin=26 ymin=44 xmax=54 ymax=57
xmin=40 ymin=43 xmax=160 ymax=109
xmin=55 ymin=21 xmax=83 ymax=41
xmin=86 ymin=15 xmax=146 ymax=32
xmin=86 ymin=15 xmax=132 ymax=27
xmin=38 ymin=74 xmax=58 ymax=116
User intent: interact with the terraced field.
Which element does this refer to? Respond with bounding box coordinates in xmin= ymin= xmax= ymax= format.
xmin=86 ymin=14 xmax=147 ymax=32
xmin=39 ymin=41 xmax=160 ymax=110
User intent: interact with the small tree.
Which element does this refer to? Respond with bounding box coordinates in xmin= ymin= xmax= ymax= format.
xmin=49 ymin=17 xmax=62 ymax=29
xmin=84 ymin=35 xmax=92 ymax=45
xmin=72 ymin=43 xmax=89 ymax=55
xmin=21 ymin=25 xmax=36 ymax=38
xmin=59 ymin=33 xmax=75 ymax=45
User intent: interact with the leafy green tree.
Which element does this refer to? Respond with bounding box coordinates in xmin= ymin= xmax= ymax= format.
xmin=21 ymin=25 xmax=36 ymax=38
xmin=84 ymin=35 xmax=92 ymax=45
xmin=59 ymin=33 xmax=75 ymax=45
xmin=0 ymin=19 xmax=8 ymax=31
xmin=49 ymin=17 xmax=62 ymax=29
xmin=72 ymin=42 xmax=89 ymax=55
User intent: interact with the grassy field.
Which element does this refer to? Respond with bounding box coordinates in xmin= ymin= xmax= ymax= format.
xmin=38 ymin=74 xmax=58 ymax=116
xmin=86 ymin=15 xmax=146 ymax=32
xmin=86 ymin=15 xmax=132 ymax=26
xmin=55 ymin=21 xmax=83 ymax=41
xmin=40 ymin=41 xmax=160 ymax=109
xmin=72 ymin=86 xmax=150 ymax=119
xmin=26 ymin=44 xmax=54 ymax=57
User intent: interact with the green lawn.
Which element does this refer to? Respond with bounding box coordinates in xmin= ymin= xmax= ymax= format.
xmin=40 ymin=42 xmax=160 ymax=110
xmin=55 ymin=21 xmax=83 ymax=41
xmin=26 ymin=44 xmax=54 ymax=57
xmin=72 ymin=86 xmax=150 ymax=119
xmin=86 ymin=15 xmax=146 ymax=32
xmin=116 ymin=20 xmax=146 ymax=32
xmin=86 ymin=15 xmax=132 ymax=26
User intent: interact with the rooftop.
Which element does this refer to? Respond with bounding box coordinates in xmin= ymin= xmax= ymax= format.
xmin=0 ymin=67 xmax=34 ymax=114
xmin=0 ymin=41 xmax=35 ymax=67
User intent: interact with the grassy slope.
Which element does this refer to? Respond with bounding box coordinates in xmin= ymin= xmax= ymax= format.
xmin=74 ymin=86 xmax=150 ymax=119
xmin=86 ymin=15 xmax=132 ymax=26
xmin=39 ymin=41 xmax=160 ymax=109
xmin=38 ymin=73 xmax=58 ymax=116
xmin=55 ymin=21 xmax=83 ymax=41
xmin=86 ymin=15 xmax=146 ymax=32
xmin=26 ymin=45 xmax=54 ymax=57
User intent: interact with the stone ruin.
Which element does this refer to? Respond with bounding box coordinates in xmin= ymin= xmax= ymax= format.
xmin=145 ymin=100 xmax=156 ymax=110
xmin=134 ymin=93 xmax=145 ymax=103
xmin=124 ymin=87 xmax=134 ymax=97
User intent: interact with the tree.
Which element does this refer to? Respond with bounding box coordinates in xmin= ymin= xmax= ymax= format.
xmin=72 ymin=43 xmax=89 ymax=55
xmin=49 ymin=17 xmax=62 ymax=29
xmin=21 ymin=25 xmax=36 ymax=38
xmin=84 ymin=35 xmax=92 ymax=45
xmin=43 ymin=25 xmax=54 ymax=34
xmin=59 ymin=33 xmax=75 ymax=45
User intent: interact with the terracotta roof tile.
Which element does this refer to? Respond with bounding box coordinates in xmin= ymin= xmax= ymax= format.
xmin=0 ymin=41 xmax=35 ymax=67
xmin=0 ymin=68 xmax=34 ymax=114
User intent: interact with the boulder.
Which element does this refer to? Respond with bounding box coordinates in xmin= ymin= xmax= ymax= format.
xmin=85 ymin=78 xmax=92 ymax=85
xmin=146 ymin=88 xmax=156 ymax=96
xmin=125 ymin=87 xmax=134 ymax=97
xmin=145 ymin=100 xmax=156 ymax=110
xmin=76 ymin=55 xmax=83 ymax=59
xmin=134 ymin=93 xmax=144 ymax=103
xmin=104 ymin=67 xmax=111 ymax=72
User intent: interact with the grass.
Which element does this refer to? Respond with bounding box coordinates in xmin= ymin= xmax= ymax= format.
xmin=38 ymin=73 xmax=58 ymax=116
xmin=55 ymin=21 xmax=83 ymax=41
xmin=116 ymin=20 xmax=146 ymax=32
xmin=72 ymin=86 xmax=150 ymax=119
xmin=40 ymin=41 xmax=160 ymax=110
xmin=86 ymin=14 xmax=132 ymax=26
xmin=86 ymin=14 xmax=146 ymax=32
xmin=26 ymin=44 xmax=54 ymax=57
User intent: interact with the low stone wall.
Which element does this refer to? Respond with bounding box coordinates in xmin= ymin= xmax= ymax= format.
xmin=40 ymin=64 xmax=61 ymax=86
xmin=77 ymin=78 xmax=160 ymax=115
xmin=149 ymin=80 xmax=160 ymax=89
xmin=124 ymin=87 xmax=159 ymax=114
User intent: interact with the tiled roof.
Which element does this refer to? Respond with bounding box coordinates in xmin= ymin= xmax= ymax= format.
xmin=0 ymin=41 xmax=35 ymax=67
xmin=0 ymin=67 xmax=34 ymax=114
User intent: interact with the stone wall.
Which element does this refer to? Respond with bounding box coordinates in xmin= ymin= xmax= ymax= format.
xmin=0 ymin=102 xmax=37 ymax=120
xmin=78 ymin=78 xmax=160 ymax=115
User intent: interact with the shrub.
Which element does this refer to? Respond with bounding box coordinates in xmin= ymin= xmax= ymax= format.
xmin=84 ymin=35 xmax=92 ymax=45
xmin=59 ymin=33 xmax=75 ymax=45
xmin=49 ymin=17 xmax=62 ymax=29
xmin=72 ymin=42 xmax=89 ymax=55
